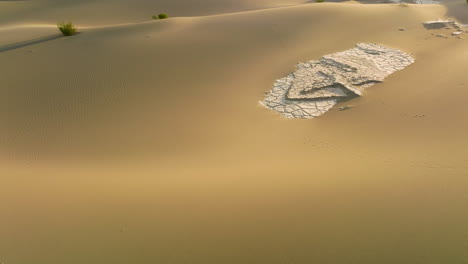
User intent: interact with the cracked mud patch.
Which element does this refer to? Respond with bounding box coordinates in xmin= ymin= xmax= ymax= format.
xmin=260 ymin=43 xmax=414 ymax=119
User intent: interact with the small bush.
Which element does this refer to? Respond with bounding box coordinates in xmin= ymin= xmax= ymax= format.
xmin=152 ymin=15 xmax=158 ymax=20
xmin=158 ymin=13 xmax=169 ymax=19
xmin=57 ymin=22 xmax=77 ymax=36
xmin=316 ymin=0 xmax=325 ymax=2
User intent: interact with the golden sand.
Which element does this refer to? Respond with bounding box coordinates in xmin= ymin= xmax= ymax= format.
xmin=1 ymin=1 xmax=467 ymax=263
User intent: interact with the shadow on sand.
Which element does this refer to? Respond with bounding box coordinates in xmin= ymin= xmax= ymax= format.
xmin=0 ymin=34 xmax=63 ymax=53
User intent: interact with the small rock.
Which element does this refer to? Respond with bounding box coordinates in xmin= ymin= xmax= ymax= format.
xmin=424 ymin=19 xmax=465 ymax=31
xmin=338 ymin=105 xmax=352 ymax=111
xmin=436 ymin=34 xmax=448 ymax=38
xmin=452 ymin=31 xmax=462 ymax=36
xmin=424 ymin=20 xmax=450 ymax=29
xmin=398 ymin=28 xmax=406 ymax=31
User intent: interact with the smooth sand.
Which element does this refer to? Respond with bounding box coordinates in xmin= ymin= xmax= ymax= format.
xmin=1 ymin=1 xmax=468 ymax=263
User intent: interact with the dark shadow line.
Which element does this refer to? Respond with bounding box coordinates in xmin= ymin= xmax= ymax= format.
xmin=0 ymin=34 xmax=63 ymax=53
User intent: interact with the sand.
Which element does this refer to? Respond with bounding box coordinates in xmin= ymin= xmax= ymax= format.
xmin=1 ymin=1 xmax=468 ymax=263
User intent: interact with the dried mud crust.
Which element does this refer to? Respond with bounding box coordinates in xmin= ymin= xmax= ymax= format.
xmin=260 ymin=43 xmax=414 ymax=119
xmin=423 ymin=19 xmax=466 ymax=31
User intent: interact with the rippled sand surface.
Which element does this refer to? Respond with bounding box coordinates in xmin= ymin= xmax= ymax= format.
xmin=1 ymin=1 xmax=468 ymax=263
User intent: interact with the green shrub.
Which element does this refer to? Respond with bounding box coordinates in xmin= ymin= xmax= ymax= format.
xmin=57 ymin=22 xmax=77 ymax=36
xmin=316 ymin=0 xmax=325 ymax=2
xmin=152 ymin=15 xmax=158 ymax=20
xmin=158 ymin=13 xmax=169 ymax=19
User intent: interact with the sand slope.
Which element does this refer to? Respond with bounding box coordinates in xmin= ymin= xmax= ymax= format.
xmin=0 ymin=0 xmax=308 ymax=25
xmin=1 ymin=2 xmax=468 ymax=264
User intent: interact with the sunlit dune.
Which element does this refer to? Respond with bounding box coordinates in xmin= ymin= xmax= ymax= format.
xmin=1 ymin=0 xmax=467 ymax=263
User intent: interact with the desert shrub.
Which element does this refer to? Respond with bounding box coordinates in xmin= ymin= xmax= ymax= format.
xmin=316 ymin=0 xmax=325 ymax=2
xmin=152 ymin=15 xmax=158 ymax=20
xmin=158 ymin=13 xmax=169 ymax=19
xmin=57 ymin=22 xmax=77 ymax=36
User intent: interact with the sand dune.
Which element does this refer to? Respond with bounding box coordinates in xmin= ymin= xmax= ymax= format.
xmin=1 ymin=1 xmax=468 ymax=264
xmin=2 ymin=3 xmax=463 ymax=160
xmin=0 ymin=0 xmax=308 ymax=25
